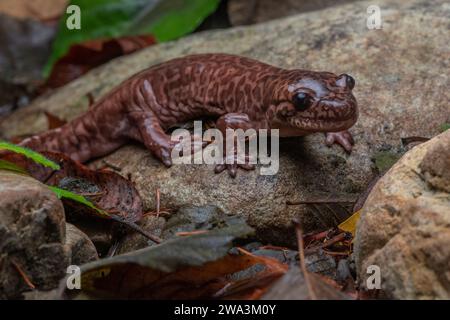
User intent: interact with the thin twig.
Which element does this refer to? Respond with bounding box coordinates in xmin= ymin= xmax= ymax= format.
xmin=11 ymin=259 xmax=35 ymax=290
xmin=100 ymin=160 xmax=122 ymax=172
xmin=143 ymin=210 xmax=171 ymax=217
xmin=143 ymin=188 xmax=173 ymax=217
xmin=293 ymin=219 xmax=317 ymax=300
xmin=110 ymin=215 xmax=162 ymax=244
xmin=303 ymin=229 xmax=331 ymax=246
xmin=305 ymin=232 xmax=351 ymax=255
xmin=106 ymin=240 xmax=120 ymax=258
xmin=287 ymin=199 xmax=356 ymax=205
xmin=259 ymin=245 xmax=291 ymax=251
xmin=156 ymin=188 xmax=160 ymax=217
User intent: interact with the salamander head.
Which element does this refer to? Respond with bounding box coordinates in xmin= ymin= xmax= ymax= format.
xmin=269 ymin=71 xmax=358 ymax=133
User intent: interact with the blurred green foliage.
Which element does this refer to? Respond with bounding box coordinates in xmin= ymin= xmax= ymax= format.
xmin=44 ymin=0 xmax=220 ymax=76
xmin=373 ymin=151 xmax=401 ymax=172
xmin=0 ymin=141 xmax=60 ymax=170
xmin=440 ymin=123 xmax=450 ymax=132
xmin=48 ymin=185 xmax=110 ymax=218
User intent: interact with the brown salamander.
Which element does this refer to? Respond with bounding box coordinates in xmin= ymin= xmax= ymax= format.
xmin=19 ymin=53 xmax=358 ymax=177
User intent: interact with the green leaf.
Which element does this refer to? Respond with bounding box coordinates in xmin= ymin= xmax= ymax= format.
xmin=440 ymin=123 xmax=450 ymax=132
xmin=47 ymin=186 xmax=110 ymax=218
xmin=48 ymin=185 xmax=161 ymax=242
xmin=0 ymin=141 xmax=60 ymax=170
xmin=44 ymin=0 xmax=220 ymax=76
xmin=0 ymin=159 xmax=29 ymax=175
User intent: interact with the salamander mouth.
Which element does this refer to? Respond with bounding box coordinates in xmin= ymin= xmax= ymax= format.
xmin=288 ymin=114 xmax=357 ymax=132
xmin=289 ymin=96 xmax=358 ymax=131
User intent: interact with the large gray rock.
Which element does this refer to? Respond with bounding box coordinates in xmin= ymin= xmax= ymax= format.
xmin=0 ymin=172 xmax=100 ymax=299
xmin=1 ymin=0 xmax=449 ymax=245
xmin=0 ymin=171 xmax=69 ymax=299
xmin=65 ymin=223 xmax=98 ymax=266
xmin=93 ymin=142 xmax=360 ymax=246
xmin=227 ymin=0 xmax=360 ymax=26
xmin=354 ymin=130 xmax=450 ymax=299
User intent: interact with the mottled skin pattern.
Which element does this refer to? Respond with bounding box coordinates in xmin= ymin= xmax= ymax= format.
xmin=20 ymin=54 xmax=358 ymax=177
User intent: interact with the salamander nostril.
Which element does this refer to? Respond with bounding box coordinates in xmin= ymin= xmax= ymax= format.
xmin=345 ymin=74 xmax=355 ymax=90
xmin=336 ymin=74 xmax=355 ymax=90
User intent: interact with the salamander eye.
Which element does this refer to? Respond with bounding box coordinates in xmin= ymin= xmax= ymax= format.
xmin=292 ymin=92 xmax=312 ymax=111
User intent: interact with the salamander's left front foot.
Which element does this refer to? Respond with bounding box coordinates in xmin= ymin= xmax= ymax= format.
xmin=214 ymin=154 xmax=256 ymax=178
xmin=325 ymin=130 xmax=354 ymax=153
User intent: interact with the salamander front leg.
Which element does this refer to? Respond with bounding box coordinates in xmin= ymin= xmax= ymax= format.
xmin=128 ymin=110 xmax=209 ymax=167
xmin=214 ymin=113 xmax=257 ymax=178
xmin=128 ymin=110 xmax=177 ymax=167
xmin=325 ymin=130 xmax=354 ymax=153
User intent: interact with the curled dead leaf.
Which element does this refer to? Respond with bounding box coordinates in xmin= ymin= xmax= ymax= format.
xmin=1 ymin=151 xmax=143 ymax=223
xmin=60 ymin=225 xmax=287 ymax=300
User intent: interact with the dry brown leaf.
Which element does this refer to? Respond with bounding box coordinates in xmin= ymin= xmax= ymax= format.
xmin=44 ymin=35 xmax=156 ymax=89
xmin=44 ymin=111 xmax=67 ymax=130
xmin=63 ymin=231 xmax=287 ymax=300
xmin=1 ymin=151 xmax=143 ymax=223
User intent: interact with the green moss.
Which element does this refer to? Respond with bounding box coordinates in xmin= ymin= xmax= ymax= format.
xmin=373 ymin=151 xmax=401 ymax=172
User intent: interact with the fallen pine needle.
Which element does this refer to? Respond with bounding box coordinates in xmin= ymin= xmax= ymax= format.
xmin=176 ymin=230 xmax=208 ymax=237
xmin=287 ymin=198 xmax=356 ymax=205
xmin=143 ymin=209 xmax=171 ymax=217
xmin=259 ymin=245 xmax=291 ymax=251
xmin=11 ymin=259 xmax=35 ymax=290
xmin=293 ymin=219 xmax=317 ymax=300
xmin=155 ymin=188 xmax=160 ymax=217
xmin=305 ymin=232 xmax=351 ymax=255
xmin=110 ymin=215 xmax=162 ymax=244
xmin=143 ymin=188 xmax=172 ymax=217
